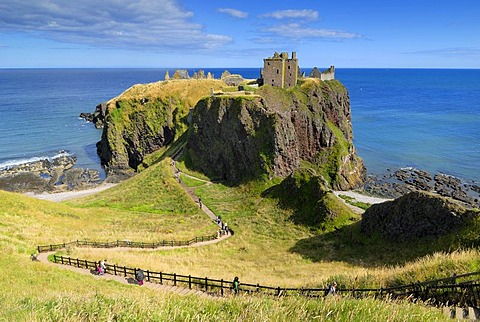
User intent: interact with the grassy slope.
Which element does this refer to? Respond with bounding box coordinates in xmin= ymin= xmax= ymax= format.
xmin=0 ymin=151 xmax=466 ymax=321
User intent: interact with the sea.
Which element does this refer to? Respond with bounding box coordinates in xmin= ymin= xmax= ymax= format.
xmin=0 ymin=68 xmax=478 ymax=183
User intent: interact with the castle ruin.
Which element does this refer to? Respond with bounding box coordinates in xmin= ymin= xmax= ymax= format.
xmin=261 ymin=51 xmax=299 ymax=88
xmin=260 ymin=51 xmax=335 ymax=88
xmin=309 ymin=66 xmax=335 ymax=81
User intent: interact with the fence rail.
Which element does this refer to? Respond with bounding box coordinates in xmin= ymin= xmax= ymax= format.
xmin=50 ymin=254 xmax=480 ymax=306
xmin=37 ymin=235 xmax=219 ymax=253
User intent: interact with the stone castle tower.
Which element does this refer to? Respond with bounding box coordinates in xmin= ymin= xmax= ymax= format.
xmin=261 ymin=51 xmax=298 ymax=88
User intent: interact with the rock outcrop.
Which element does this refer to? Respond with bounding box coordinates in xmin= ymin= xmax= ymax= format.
xmin=364 ymin=168 xmax=480 ymax=208
xmin=80 ymin=102 xmax=108 ymax=129
xmin=186 ymin=79 xmax=366 ymax=189
xmin=94 ymin=79 xmax=228 ymax=177
xmin=0 ymin=153 xmax=101 ymax=192
xmin=361 ymin=191 xmax=478 ymax=242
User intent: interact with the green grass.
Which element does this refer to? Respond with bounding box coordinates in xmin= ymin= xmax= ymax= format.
xmin=0 ymin=142 xmax=475 ymax=320
xmin=338 ymin=194 xmax=371 ymax=210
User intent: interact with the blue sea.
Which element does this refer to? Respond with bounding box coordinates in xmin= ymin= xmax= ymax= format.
xmin=0 ymin=68 xmax=478 ymax=183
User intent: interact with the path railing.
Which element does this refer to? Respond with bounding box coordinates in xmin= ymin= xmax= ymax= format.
xmin=37 ymin=234 xmax=219 ymax=253
xmin=50 ymin=254 xmax=480 ymax=306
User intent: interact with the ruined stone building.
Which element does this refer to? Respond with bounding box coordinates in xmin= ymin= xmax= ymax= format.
xmin=309 ymin=66 xmax=335 ymax=81
xmin=261 ymin=51 xmax=299 ymax=88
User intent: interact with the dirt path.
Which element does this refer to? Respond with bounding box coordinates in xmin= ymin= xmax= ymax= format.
xmin=35 ymin=158 xmax=232 ymax=298
xmin=24 ymin=183 xmax=118 ymax=202
xmin=36 ymin=252 xmax=217 ymax=298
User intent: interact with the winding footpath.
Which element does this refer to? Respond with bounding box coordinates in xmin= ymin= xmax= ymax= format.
xmin=35 ymin=158 xmax=232 ymax=298
xmin=36 ymin=251 xmax=216 ymax=298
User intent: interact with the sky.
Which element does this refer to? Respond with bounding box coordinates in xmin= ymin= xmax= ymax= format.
xmin=0 ymin=0 xmax=479 ymax=68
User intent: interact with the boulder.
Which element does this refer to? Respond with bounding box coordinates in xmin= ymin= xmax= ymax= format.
xmin=360 ymin=191 xmax=477 ymax=242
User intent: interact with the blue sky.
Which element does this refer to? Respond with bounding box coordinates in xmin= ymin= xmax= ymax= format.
xmin=0 ymin=0 xmax=479 ymax=68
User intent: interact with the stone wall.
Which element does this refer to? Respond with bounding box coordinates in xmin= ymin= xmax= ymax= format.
xmin=262 ymin=51 xmax=298 ymax=88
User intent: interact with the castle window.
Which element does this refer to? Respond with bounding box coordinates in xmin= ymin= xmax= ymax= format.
xmin=288 ymin=66 xmax=290 ymax=69
xmin=276 ymin=69 xmax=279 ymax=74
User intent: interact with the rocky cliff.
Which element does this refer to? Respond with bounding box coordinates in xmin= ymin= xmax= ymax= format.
xmin=186 ymin=79 xmax=366 ymax=189
xmin=95 ymin=79 xmax=227 ymax=178
xmin=361 ymin=191 xmax=479 ymax=242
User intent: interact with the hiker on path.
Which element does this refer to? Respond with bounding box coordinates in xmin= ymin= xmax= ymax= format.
xmin=100 ymin=259 xmax=107 ymax=275
xmin=30 ymin=253 xmax=38 ymax=261
xmin=232 ymin=276 xmax=240 ymax=295
xmin=198 ymin=197 xmax=202 ymax=209
xmin=97 ymin=261 xmax=103 ymax=275
xmin=326 ymin=281 xmax=337 ymax=296
xmin=136 ymin=269 xmax=145 ymax=286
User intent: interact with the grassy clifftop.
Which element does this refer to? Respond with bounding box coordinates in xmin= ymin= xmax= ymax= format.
xmin=97 ymin=79 xmax=228 ymax=175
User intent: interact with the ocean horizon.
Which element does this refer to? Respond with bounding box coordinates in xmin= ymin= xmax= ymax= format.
xmin=0 ymin=68 xmax=478 ymax=183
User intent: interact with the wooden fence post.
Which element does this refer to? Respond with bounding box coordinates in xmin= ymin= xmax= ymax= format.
xmin=68 ymin=257 xmax=71 ymax=266
xmin=114 ymin=265 xmax=117 ymax=276
xmin=277 ymin=287 xmax=281 ymax=296
xmin=221 ymin=279 xmax=224 ymax=296
xmin=189 ymin=275 xmax=192 ymax=289
xmin=147 ymin=270 xmax=150 ymax=282
xmin=205 ymin=277 xmax=208 ymax=292
xmin=174 ymin=273 xmax=177 ymax=286
xmin=160 ymin=272 xmax=163 ymax=284
xmin=85 ymin=259 xmax=88 ymax=269
xmin=123 ymin=266 xmax=127 ymax=277
xmin=53 ymin=255 xmax=57 ymax=263
xmin=76 ymin=258 xmax=80 ymax=268
xmin=61 ymin=256 xmax=64 ymax=265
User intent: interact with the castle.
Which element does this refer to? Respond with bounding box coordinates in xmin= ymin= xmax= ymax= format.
xmin=261 ymin=51 xmax=299 ymax=88
xmin=260 ymin=51 xmax=335 ymax=88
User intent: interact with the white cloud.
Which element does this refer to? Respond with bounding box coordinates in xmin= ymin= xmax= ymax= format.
xmin=217 ymin=8 xmax=248 ymax=19
xmin=0 ymin=0 xmax=232 ymax=50
xmin=259 ymin=9 xmax=319 ymax=21
xmin=263 ymin=23 xmax=363 ymax=41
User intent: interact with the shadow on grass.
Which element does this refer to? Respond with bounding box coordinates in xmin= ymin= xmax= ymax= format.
xmin=289 ymin=221 xmax=461 ymax=267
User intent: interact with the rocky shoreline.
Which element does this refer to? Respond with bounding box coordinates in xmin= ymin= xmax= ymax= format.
xmin=363 ymin=167 xmax=480 ymax=208
xmin=2 ymin=150 xmax=478 ymax=211
xmin=0 ymin=152 xmax=103 ymax=194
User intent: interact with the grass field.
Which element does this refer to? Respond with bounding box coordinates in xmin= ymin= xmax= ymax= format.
xmin=0 ymin=156 xmax=473 ymax=320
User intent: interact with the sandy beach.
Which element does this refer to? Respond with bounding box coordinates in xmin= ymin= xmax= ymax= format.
xmin=23 ymin=183 xmax=117 ymax=202
xmin=333 ymin=190 xmax=391 ymax=205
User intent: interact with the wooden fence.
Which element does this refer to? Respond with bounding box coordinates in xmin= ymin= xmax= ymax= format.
xmin=51 ymin=254 xmax=480 ymax=306
xmin=37 ymin=235 xmax=219 ymax=253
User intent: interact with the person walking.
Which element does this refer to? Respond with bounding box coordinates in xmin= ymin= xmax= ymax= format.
xmin=136 ymin=268 xmax=145 ymax=286
xmin=100 ymin=259 xmax=107 ymax=275
xmin=326 ymin=281 xmax=337 ymax=296
xmin=232 ymin=276 xmax=240 ymax=295
xmin=97 ymin=261 xmax=103 ymax=275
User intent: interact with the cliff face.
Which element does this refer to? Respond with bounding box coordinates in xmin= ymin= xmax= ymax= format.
xmin=95 ymin=79 xmax=227 ymax=178
xmin=187 ymin=79 xmax=366 ymax=189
